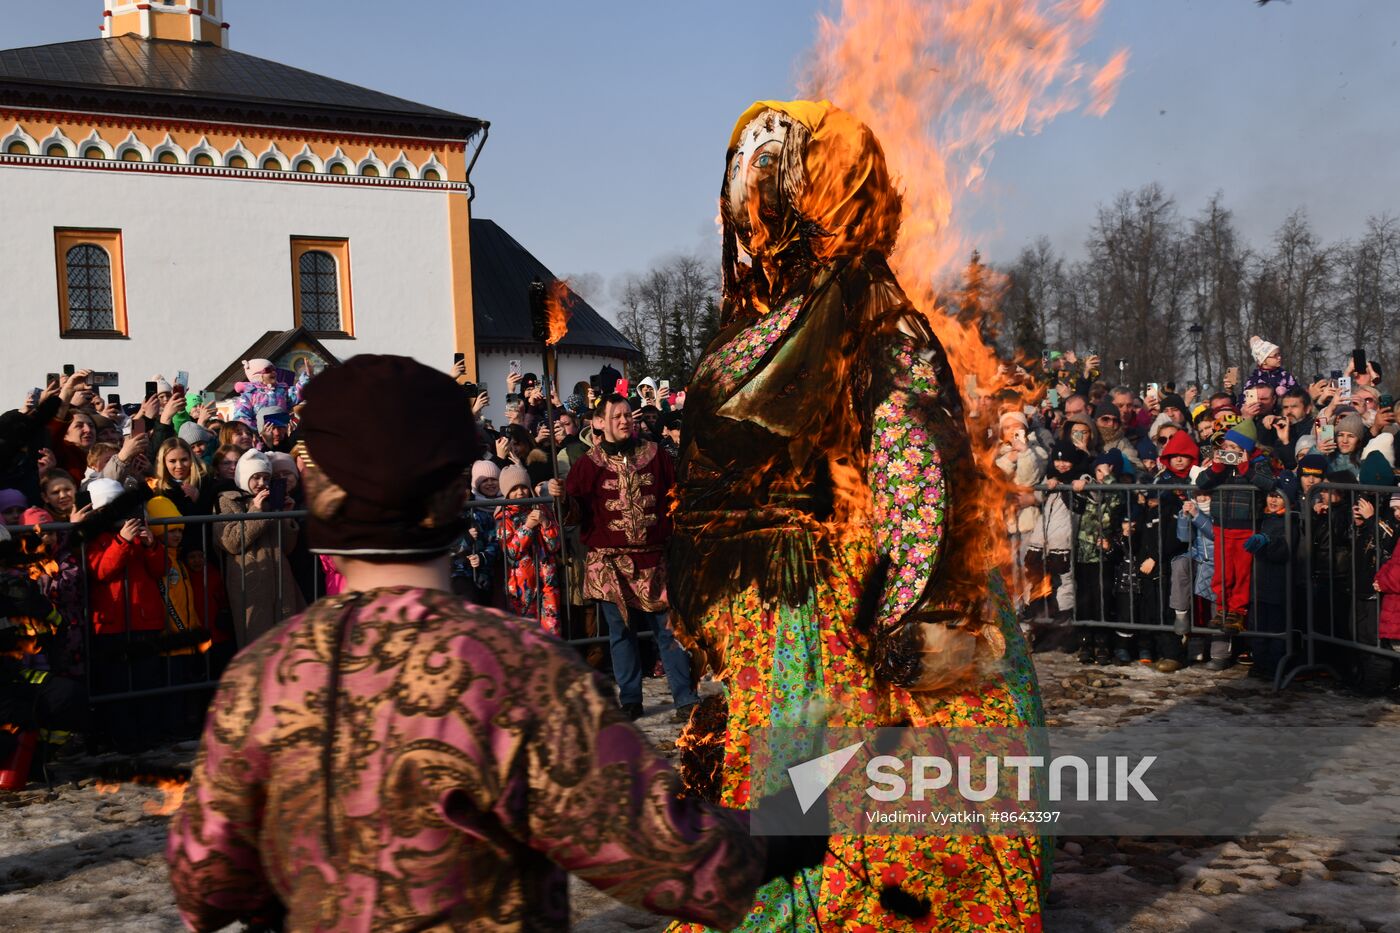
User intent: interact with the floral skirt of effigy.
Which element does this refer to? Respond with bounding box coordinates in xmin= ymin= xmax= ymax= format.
xmin=669 ymin=530 xmax=1051 ymax=933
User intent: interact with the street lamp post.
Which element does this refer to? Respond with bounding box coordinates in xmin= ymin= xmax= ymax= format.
xmin=1188 ymin=323 xmax=1204 ymax=388
xmin=1309 ymin=345 xmax=1324 ymax=380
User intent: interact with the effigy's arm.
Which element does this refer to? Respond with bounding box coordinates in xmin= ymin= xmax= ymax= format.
xmin=863 ymin=308 xmax=998 ymax=691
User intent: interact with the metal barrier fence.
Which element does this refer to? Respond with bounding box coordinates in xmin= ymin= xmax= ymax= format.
xmin=8 ymin=476 xmax=1397 ymax=718
xmin=1007 ymin=479 xmax=1400 ymax=694
xmin=3 ymin=493 xmax=643 ymax=711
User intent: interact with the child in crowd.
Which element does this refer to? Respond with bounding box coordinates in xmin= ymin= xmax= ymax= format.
xmin=451 ymin=461 xmax=502 ymax=606
xmin=1243 ymin=482 xmax=1297 ymax=679
xmin=1241 ymin=335 xmax=1300 ymax=397
xmin=230 ymin=358 xmax=311 ymax=432
xmin=496 ymin=465 xmax=561 ymax=635
xmin=1196 ymin=423 xmax=1276 ymax=631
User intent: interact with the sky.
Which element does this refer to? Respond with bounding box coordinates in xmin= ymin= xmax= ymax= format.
xmin=9 ymin=1 xmax=1400 ymax=316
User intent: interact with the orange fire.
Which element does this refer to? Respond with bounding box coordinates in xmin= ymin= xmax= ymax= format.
xmin=91 ymin=770 xmax=190 ymax=816
xmin=804 ymin=0 xmax=1126 ymax=583
xmin=544 ymin=279 xmax=574 ymax=347
xmin=143 ymin=776 xmax=189 ymax=816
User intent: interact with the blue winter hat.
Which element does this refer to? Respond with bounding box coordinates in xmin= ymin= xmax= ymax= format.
xmin=1222 ymin=428 xmax=1256 ymax=454
xmin=1273 ymin=472 xmax=1300 ymax=504
xmin=1092 ymin=448 xmax=1126 ymax=476
xmin=1135 ymin=437 xmax=1159 ymax=462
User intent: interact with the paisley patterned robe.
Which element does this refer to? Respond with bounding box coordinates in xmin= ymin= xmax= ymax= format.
xmin=166 ymin=587 xmax=766 ymax=931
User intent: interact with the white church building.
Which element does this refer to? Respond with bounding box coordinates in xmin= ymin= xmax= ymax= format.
xmin=0 ymin=0 xmax=638 ymax=404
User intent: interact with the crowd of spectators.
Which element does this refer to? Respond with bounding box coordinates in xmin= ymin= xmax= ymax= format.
xmin=4 ymin=337 xmax=1398 ymax=776
xmin=999 ymin=337 xmax=1400 ymax=687
xmin=0 ymin=357 xmax=688 ymax=768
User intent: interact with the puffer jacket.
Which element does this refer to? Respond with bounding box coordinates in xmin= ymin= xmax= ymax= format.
xmin=1374 ymin=544 xmax=1400 ymax=640
xmin=230 ymin=369 xmax=310 ymax=430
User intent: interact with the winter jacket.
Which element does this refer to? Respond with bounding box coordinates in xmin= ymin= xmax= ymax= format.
xmin=229 ymin=370 xmax=310 ymax=430
xmin=450 ymin=505 xmax=501 ymax=596
xmin=216 ymin=489 xmax=305 ymax=645
xmin=497 ymin=504 xmax=562 ymax=636
xmin=996 ymin=439 xmax=1049 ymax=534
xmin=1242 ymin=366 xmax=1300 ymax=397
xmin=155 ymin=545 xmax=205 ymax=654
xmin=1074 ymin=481 xmax=1124 ymax=565
xmin=148 ymin=477 xmax=218 ymax=517
xmin=1025 ymin=476 xmax=1085 ymax=554
xmin=1373 ymin=544 xmax=1400 ymax=640
xmin=1196 ymin=453 xmax=1276 ymax=529
xmin=1178 ymin=506 xmax=1216 ymax=601
xmin=86 ymin=531 xmax=169 ymax=634
xmin=1248 ymin=512 xmax=1295 ymax=607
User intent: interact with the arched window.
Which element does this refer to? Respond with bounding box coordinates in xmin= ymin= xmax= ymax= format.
xmin=158 ymin=150 xmax=179 ymax=164
xmin=329 ymin=162 xmax=347 ymax=175
xmin=228 ymin=154 xmax=247 ymax=168
xmin=392 ymin=166 xmax=410 ymax=179
xmin=361 ymin=164 xmax=380 ymax=177
xmin=422 ymin=168 xmax=441 ymax=181
xmin=84 ymin=146 xmax=106 ymax=160
xmin=297 ymin=250 xmax=340 ymax=331
xmin=295 ymin=159 xmax=316 ymax=173
xmin=46 ymin=144 xmax=68 ymax=157
xmin=64 ymin=244 xmax=115 ymax=330
xmin=193 ymin=153 xmax=214 ymax=166
xmin=6 ymin=141 xmax=31 ymax=155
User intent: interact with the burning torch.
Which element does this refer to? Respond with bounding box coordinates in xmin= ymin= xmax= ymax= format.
xmin=527 ymin=277 xmax=574 ymax=564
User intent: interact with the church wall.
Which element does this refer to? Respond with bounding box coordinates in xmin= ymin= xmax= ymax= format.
xmin=0 ymin=164 xmax=459 ymax=401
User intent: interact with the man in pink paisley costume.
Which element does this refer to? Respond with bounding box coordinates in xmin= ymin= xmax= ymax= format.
xmin=166 ymin=355 xmax=825 ymax=931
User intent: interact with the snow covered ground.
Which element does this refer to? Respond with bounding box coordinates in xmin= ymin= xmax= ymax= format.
xmin=0 ymin=654 xmax=1395 ymax=932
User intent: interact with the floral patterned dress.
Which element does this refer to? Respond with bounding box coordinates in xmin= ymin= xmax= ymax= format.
xmin=498 ymin=504 xmax=563 ymax=635
xmin=670 ymin=258 xmax=1050 ymax=933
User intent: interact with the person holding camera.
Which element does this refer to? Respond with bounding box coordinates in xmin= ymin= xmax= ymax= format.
xmin=1195 ymin=421 xmax=1277 ymax=631
xmin=216 ymin=448 xmax=303 ymax=646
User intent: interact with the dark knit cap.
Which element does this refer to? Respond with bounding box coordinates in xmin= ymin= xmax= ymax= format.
xmin=1297 ymin=453 xmax=1328 ymax=477
xmin=298 ymin=355 xmax=480 ymax=557
xmin=1093 ymin=400 xmax=1120 ymax=421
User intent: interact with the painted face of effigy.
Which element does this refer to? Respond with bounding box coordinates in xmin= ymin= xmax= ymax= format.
xmin=726 ymin=111 xmax=788 ymax=242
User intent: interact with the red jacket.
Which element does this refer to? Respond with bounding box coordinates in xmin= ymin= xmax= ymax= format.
xmin=1375 ymin=546 xmax=1400 ymax=641
xmin=85 ymin=531 xmax=170 ymax=634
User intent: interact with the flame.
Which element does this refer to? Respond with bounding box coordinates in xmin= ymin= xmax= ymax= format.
xmin=544 ymin=279 xmax=574 ymax=347
xmin=802 ymin=0 xmax=1126 ymax=583
xmin=90 ymin=768 xmax=191 ymax=816
xmin=142 ymin=776 xmax=189 ymax=816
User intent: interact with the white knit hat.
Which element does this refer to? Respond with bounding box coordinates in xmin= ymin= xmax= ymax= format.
xmin=243 ymin=358 xmax=275 ymax=382
xmin=149 ymin=374 xmax=173 ymax=395
xmin=1363 ymin=432 xmax=1396 ymax=468
xmin=235 ymin=449 xmax=272 ymax=494
xmin=1249 ymin=335 xmax=1280 ymax=366
xmin=86 ymin=477 xmax=125 ymax=510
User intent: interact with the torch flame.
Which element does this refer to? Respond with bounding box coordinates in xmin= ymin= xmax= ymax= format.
xmin=803 ymin=0 xmax=1126 ymax=583
xmin=544 ymin=279 xmax=574 ymax=347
